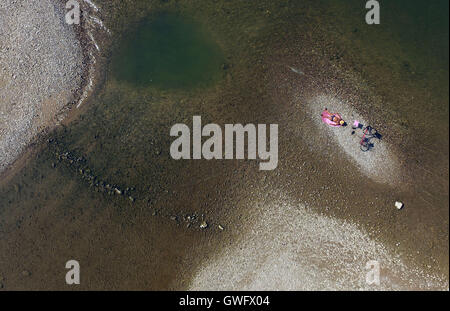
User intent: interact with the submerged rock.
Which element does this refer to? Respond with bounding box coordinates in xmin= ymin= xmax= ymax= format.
xmin=199 ymin=221 xmax=208 ymax=229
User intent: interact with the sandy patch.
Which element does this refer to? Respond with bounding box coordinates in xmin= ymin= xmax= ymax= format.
xmin=298 ymin=93 xmax=402 ymax=185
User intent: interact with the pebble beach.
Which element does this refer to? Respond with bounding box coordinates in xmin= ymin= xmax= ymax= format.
xmin=0 ymin=0 xmax=83 ymax=174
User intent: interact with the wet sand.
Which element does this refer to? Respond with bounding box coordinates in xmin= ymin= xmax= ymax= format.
xmin=0 ymin=0 xmax=448 ymax=290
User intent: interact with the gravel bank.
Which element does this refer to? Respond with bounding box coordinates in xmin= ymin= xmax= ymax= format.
xmin=189 ymin=195 xmax=448 ymax=290
xmin=305 ymin=94 xmax=401 ymax=185
xmin=0 ymin=0 xmax=83 ymax=174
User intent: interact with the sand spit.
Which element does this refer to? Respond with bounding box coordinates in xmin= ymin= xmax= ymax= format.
xmin=0 ymin=0 xmax=83 ymax=174
xmin=189 ymin=196 xmax=448 ymax=290
xmin=301 ymin=94 xmax=401 ymax=185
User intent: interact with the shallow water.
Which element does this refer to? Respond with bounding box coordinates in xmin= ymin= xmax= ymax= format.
xmin=112 ymin=12 xmax=224 ymax=89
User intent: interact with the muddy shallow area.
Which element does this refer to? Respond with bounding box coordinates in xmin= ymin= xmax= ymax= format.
xmin=0 ymin=0 xmax=448 ymax=290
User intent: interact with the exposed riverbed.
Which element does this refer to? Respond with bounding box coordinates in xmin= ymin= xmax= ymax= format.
xmin=0 ymin=0 xmax=448 ymax=290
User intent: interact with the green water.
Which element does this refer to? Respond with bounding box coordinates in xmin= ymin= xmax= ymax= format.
xmin=112 ymin=12 xmax=224 ymax=89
